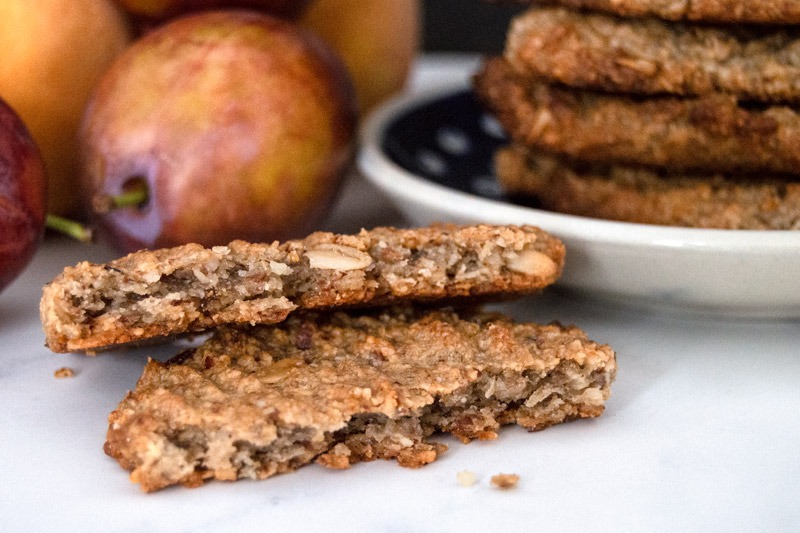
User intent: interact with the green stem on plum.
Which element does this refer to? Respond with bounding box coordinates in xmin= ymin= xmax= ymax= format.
xmin=45 ymin=215 xmax=93 ymax=242
xmin=92 ymin=183 xmax=149 ymax=214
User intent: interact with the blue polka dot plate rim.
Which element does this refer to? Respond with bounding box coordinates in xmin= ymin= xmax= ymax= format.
xmin=358 ymin=81 xmax=800 ymax=318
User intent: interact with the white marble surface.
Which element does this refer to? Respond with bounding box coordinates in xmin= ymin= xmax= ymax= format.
xmin=2 ymin=56 xmax=799 ymax=532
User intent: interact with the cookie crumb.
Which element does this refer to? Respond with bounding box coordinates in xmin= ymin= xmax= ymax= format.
xmin=457 ymin=470 xmax=476 ymax=487
xmin=490 ymin=473 xmax=520 ymax=489
xmin=54 ymin=367 xmax=75 ymax=378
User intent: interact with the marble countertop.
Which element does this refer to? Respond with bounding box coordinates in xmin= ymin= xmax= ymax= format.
xmin=2 ymin=56 xmax=798 ymax=532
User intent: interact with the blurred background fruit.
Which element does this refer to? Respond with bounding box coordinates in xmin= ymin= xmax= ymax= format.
xmin=0 ymin=98 xmax=47 ymax=292
xmin=116 ymin=0 xmax=313 ymax=24
xmin=0 ymin=0 xmax=132 ymax=218
xmin=301 ymin=0 xmax=421 ymax=114
xmin=80 ymin=11 xmax=358 ymax=253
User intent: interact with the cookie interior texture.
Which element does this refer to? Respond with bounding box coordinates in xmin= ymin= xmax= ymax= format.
xmin=104 ymin=307 xmax=616 ymax=492
xmin=41 ymin=224 xmax=564 ymax=353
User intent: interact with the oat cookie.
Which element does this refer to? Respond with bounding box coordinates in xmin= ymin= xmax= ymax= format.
xmin=104 ymin=307 xmax=616 ymax=492
xmin=496 ymin=144 xmax=800 ymax=230
xmin=475 ymin=57 xmax=800 ymax=174
xmin=497 ymin=0 xmax=800 ymax=24
xmin=41 ymin=224 xmax=565 ymax=353
xmin=507 ymin=7 xmax=800 ymax=104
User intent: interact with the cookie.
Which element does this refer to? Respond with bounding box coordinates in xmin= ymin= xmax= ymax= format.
xmin=496 ymin=144 xmax=800 ymax=230
xmin=104 ymin=307 xmax=617 ymax=492
xmin=475 ymin=57 xmax=800 ymax=174
xmin=496 ymin=0 xmax=800 ymax=24
xmin=506 ymin=7 xmax=800 ymax=104
xmin=41 ymin=224 xmax=565 ymax=353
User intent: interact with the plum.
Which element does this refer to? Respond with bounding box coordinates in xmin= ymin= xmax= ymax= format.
xmin=80 ymin=10 xmax=357 ymax=253
xmin=0 ymin=98 xmax=46 ymax=292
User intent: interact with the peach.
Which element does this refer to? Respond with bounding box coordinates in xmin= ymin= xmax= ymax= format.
xmin=301 ymin=0 xmax=421 ymax=113
xmin=0 ymin=0 xmax=132 ymax=217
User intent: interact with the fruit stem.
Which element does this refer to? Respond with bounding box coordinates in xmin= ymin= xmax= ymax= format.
xmin=45 ymin=215 xmax=93 ymax=243
xmin=93 ymin=183 xmax=149 ymax=214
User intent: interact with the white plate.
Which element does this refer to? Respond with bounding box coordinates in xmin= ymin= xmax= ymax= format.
xmin=358 ymin=81 xmax=800 ymax=318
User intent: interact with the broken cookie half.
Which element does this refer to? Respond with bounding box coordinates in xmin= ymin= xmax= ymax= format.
xmin=41 ymin=224 xmax=564 ymax=353
xmin=105 ymin=306 xmax=616 ymax=492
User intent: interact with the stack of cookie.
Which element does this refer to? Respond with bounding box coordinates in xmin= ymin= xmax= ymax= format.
xmin=41 ymin=224 xmax=617 ymax=491
xmin=476 ymin=3 xmax=800 ymax=230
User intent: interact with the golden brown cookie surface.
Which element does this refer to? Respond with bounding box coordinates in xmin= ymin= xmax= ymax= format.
xmin=105 ymin=307 xmax=616 ymax=492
